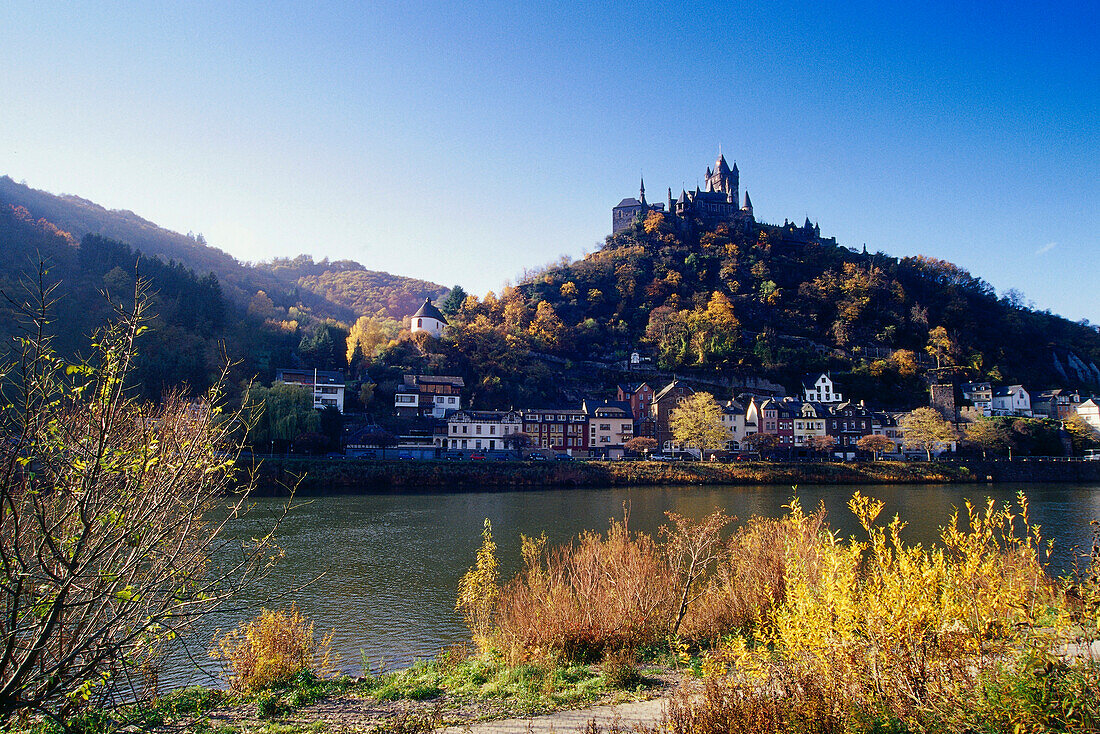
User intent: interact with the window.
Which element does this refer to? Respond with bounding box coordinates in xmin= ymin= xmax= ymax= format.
xmin=417 ymin=319 xmax=422 ymax=327
xmin=490 ymin=425 xmax=496 ymax=435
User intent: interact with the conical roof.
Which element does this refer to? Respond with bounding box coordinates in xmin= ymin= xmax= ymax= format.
xmin=413 ymin=298 xmax=447 ymax=324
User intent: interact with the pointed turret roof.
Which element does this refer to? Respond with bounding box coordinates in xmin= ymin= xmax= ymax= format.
xmin=676 ymin=189 xmax=687 ymax=204
xmin=413 ymin=298 xmax=447 ymax=324
xmin=742 ymin=190 xmax=752 ymax=209
xmin=715 ymin=153 xmax=731 ymax=174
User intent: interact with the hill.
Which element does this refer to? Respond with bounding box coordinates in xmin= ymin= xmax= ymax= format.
xmin=0 ymin=176 xmax=445 ymax=322
xmin=408 ymin=212 xmax=1100 ymax=409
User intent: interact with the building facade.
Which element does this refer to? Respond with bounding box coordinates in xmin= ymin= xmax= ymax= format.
xmin=394 ymin=374 xmax=464 ymax=418
xmin=445 ymin=410 xmax=522 ymax=452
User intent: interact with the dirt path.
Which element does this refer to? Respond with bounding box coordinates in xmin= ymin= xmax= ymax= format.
xmin=436 ymin=696 xmax=667 ymax=733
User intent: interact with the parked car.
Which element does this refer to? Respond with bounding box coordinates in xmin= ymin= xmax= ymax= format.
xmin=528 ymin=452 xmax=547 ymax=461
xmin=469 ymin=453 xmax=486 ymax=461
xmin=443 ymin=451 xmax=463 ymax=461
xmin=553 ymin=453 xmax=573 ymax=461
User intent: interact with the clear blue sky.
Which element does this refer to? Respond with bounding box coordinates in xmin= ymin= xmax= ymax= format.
xmin=2 ymin=1 xmax=1097 ymax=322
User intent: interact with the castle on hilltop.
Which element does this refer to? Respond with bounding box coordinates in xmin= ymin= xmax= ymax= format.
xmin=612 ymin=153 xmax=833 ymax=248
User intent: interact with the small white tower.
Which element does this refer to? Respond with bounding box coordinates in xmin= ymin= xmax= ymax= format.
xmin=410 ymin=298 xmax=447 ymax=338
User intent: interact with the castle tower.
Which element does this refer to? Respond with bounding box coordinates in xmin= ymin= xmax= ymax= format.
xmin=639 ymin=177 xmax=647 ymax=207
xmin=705 ymin=153 xmax=738 ymax=204
xmin=742 ymin=190 xmax=753 ymax=216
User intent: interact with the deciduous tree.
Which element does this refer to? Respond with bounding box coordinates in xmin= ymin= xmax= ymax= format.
xmin=857 ymin=433 xmax=896 ymax=460
xmin=900 ymin=407 xmax=957 ymax=461
xmin=963 ymin=418 xmax=1013 ymax=459
xmin=0 ymin=283 xmax=284 ymax=723
xmin=669 ymin=393 xmax=732 ymax=458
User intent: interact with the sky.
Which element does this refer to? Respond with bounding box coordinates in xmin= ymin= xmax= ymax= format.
xmin=1 ymin=1 xmax=1097 ymax=322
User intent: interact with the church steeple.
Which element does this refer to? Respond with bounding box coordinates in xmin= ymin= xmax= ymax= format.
xmin=639 ymin=177 xmax=647 ymax=206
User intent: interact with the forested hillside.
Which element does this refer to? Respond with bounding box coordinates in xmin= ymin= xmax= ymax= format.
xmin=416 ymin=212 xmax=1100 ymax=409
xmin=252 ymin=255 xmax=447 ymax=320
xmin=0 ymin=177 xmax=446 ymax=322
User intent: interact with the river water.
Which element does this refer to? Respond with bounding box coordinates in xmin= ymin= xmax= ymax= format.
xmin=170 ymin=481 xmax=1100 ymax=689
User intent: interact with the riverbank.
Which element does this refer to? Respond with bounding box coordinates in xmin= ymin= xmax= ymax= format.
xmin=246 ymin=456 xmax=1100 ymax=494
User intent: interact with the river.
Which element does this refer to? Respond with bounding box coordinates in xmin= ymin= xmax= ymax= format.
xmin=169 ymin=481 xmax=1100 ymax=689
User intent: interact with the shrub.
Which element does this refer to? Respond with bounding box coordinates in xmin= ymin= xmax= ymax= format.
xmin=493 ymin=518 xmax=676 ymax=662
xmin=213 ymin=605 xmax=334 ymax=693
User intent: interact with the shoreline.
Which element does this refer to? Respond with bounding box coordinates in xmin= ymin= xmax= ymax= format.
xmin=244 ymin=456 xmax=1100 ymax=495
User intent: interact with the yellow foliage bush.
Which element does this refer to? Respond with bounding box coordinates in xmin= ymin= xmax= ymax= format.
xmin=213 ymin=605 xmax=334 ymax=693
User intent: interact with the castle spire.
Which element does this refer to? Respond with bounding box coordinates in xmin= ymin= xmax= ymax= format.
xmin=667 ymin=187 xmax=673 ymax=211
xmin=639 ymin=177 xmax=646 ymax=206
xmin=742 ymin=190 xmax=753 ymax=215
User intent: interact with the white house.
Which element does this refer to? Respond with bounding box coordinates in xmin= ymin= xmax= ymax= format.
xmin=1077 ymin=399 xmax=1100 ymax=435
xmin=991 ymin=385 xmax=1032 ymax=417
xmin=802 ymin=373 xmax=842 ymax=403
xmin=275 ymin=368 xmax=345 ymax=412
xmin=410 ymin=298 xmax=448 ymax=338
xmin=960 ymin=382 xmax=993 ymax=416
xmin=445 ymin=409 xmax=523 ymax=452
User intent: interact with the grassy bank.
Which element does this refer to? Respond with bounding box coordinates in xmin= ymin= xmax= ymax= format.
xmin=250 ymin=457 xmax=992 ymax=493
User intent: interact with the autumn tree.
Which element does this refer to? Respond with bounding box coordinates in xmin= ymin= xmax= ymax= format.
xmin=669 ymin=392 xmax=732 ymax=458
xmin=346 ymin=315 xmax=391 ymax=365
xmin=963 ymin=418 xmax=1013 ymax=459
xmin=742 ymin=431 xmax=779 ymax=456
xmin=857 ymin=433 xmax=896 ymax=460
xmin=528 ymin=301 xmax=568 ymax=351
xmin=899 ymin=407 xmax=957 ymax=461
xmin=809 ymin=434 xmax=837 ymax=458
xmin=624 ymin=436 xmax=658 ymax=457
xmin=925 ymin=326 xmax=955 ymax=369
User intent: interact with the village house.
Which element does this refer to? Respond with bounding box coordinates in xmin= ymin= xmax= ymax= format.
xmin=828 ymin=400 xmax=874 ymax=459
xmin=721 ymin=398 xmax=750 ymax=450
xmin=394 ymin=374 xmax=464 ymax=418
xmin=1032 ymin=389 xmax=1083 ymax=420
xmin=275 ymin=368 xmax=346 ymax=412
xmin=802 ymin=373 xmax=843 ymax=403
xmin=583 ymin=399 xmax=634 ymax=459
xmin=746 ymin=396 xmax=778 ymax=436
xmin=522 ymin=408 xmax=590 ymax=455
xmin=793 ymin=402 xmax=829 ymax=450
xmin=991 ymin=385 xmax=1032 ymax=417
xmin=960 ymin=382 xmax=993 ymax=416
xmin=617 ymin=382 xmax=656 ymax=438
xmin=651 ymin=380 xmax=695 ymax=451
xmin=445 ymin=410 xmax=522 ymax=452
xmin=1077 ymin=399 xmax=1100 ymax=435
xmin=871 ymin=412 xmax=905 ymax=456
